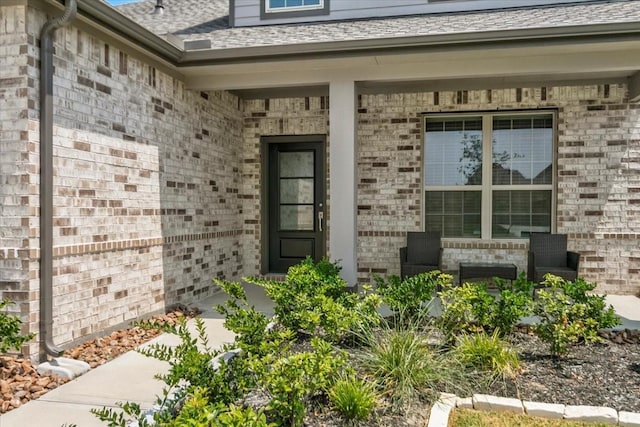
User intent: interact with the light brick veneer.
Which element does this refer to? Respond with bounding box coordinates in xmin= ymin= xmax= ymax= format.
xmin=3 ymin=3 xmax=640 ymax=360
xmin=0 ymin=5 xmax=37 ymax=354
xmin=241 ymin=97 xmax=330 ymax=275
xmin=1 ymin=4 xmax=245 ymax=358
xmin=357 ymin=86 xmax=640 ymax=294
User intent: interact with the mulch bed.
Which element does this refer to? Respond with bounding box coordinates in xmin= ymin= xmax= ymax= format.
xmin=493 ymin=329 xmax=640 ymax=412
xmin=0 ymin=307 xmax=199 ymax=414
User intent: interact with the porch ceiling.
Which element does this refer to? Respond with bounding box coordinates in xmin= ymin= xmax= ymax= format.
xmin=183 ymin=39 xmax=640 ymax=92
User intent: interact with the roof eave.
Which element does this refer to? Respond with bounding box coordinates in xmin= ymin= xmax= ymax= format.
xmin=178 ymin=21 xmax=640 ymax=67
xmin=56 ymin=0 xmax=183 ymax=64
xmin=48 ymin=0 xmax=640 ymax=69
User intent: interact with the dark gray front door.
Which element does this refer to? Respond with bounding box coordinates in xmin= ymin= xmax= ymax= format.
xmin=267 ymin=140 xmax=325 ymax=273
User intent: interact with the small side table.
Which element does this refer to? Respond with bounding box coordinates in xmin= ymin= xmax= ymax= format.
xmin=458 ymin=263 xmax=517 ymax=285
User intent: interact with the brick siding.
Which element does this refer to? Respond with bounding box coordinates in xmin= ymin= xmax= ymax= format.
xmin=0 ymin=5 xmax=36 ymax=354
xmin=0 ymin=5 xmax=245 ymax=358
xmin=241 ymin=97 xmax=330 ymax=275
xmin=3 ymin=4 xmax=640 ymax=361
xmin=357 ymin=86 xmax=640 ymax=295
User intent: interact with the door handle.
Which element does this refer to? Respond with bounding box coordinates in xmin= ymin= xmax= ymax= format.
xmin=318 ymin=211 xmax=324 ymax=232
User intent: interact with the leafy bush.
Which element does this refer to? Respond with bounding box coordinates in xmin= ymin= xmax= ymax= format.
xmin=438 ymin=274 xmax=533 ymax=339
xmin=246 ymin=257 xmax=381 ymax=342
xmin=453 ymin=331 xmax=520 ymax=379
xmin=214 ymin=279 xmax=271 ymax=354
xmin=328 ymin=375 xmax=377 ymax=421
xmin=374 ymin=271 xmax=451 ymax=316
xmin=258 ymin=337 xmax=349 ymax=427
xmin=92 ymin=389 xmax=275 ymax=427
xmin=533 ymin=274 xmax=620 ymax=356
xmin=438 ymin=282 xmax=494 ymax=338
xmin=136 ymin=316 xmax=248 ymax=405
xmin=0 ymin=298 xmax=34 ymax=354
xmin=490 ymin=274 xmax=534 ymax=335
xmin=92 ymin=401 xmax=149 ymax=427
xmin=170 ymin=389 xmax=275 ymax=427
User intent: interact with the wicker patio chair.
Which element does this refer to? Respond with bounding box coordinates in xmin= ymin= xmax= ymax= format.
xmin=527 ymin=233 xmax=580 ymax=283
xmin=399 ymin=231 xmax=443 ymax=280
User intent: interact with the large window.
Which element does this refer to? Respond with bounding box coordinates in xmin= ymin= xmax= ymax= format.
xmin=424 ymin=112 xmax=554 ymax=239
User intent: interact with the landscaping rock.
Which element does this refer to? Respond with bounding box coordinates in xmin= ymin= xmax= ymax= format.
xmin=563 ymin=405 xmax=618 ymax=424
xmin=438 ymin=392 xmax=457 ymax=407
xmin=456 ymin=397 xmax=474 ymax=409
xmin=620 ymin=411 xmax=640 ymax=427
xmin=473 ymin=394 xmax=524 ymax=414
xmin=523 ymin=400 xmax=565 ymax=419
xmin=0 ymin=356 xmax=68 ymax=413
xmin=0 ymin=307 xmax=198 ymax=414
xmin=427 ymin=401 xmax=453 ymax=427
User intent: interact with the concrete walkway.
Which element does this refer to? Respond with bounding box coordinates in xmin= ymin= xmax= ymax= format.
xmin=0 ymin=284 xmax=638 ymax=427
xmin=0 ymin=308 xmax=238 ymax=427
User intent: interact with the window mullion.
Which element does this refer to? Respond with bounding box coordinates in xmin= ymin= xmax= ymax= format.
xmin=481 ymin=115 xmax=493 ymax=239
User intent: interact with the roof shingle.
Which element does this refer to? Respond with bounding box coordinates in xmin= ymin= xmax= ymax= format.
xmin=113 ymin=0 xmax=640 ymax=50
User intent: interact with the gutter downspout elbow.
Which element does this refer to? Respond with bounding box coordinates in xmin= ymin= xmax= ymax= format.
xmin=39 ymin=0 xmax=77 ymax=360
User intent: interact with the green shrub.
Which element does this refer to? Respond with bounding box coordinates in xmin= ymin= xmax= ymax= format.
xmin=92 ymin=402 xmax=148 ymax=427
xmin=438 ymin=275 xmax=533 ymax=339
xmin=533 ymin=274 xmax=620 ymax=356
xmin=136 ymin=316 xmax=249 ymax=405
xmin=92 ymin=389 xmax=276 ymax=427
xmin=490 ymin=274 xmax=534 ymax=334
xmin=329 ymin=375 xmax=377 ymax=421
xmin=0 ymin=298 xmax=34 ymax=354
xmin=438 ymin=282 xmax=494 ymax=338
xmin=374 ymin=271 xmax=451 ymax=317
xmin=258 ymin=337 xmax=348 ymax=427
xmin=453 ymin=331 xmax=520 ymax=379
xmin=214 ymin=279 xmax=271 ymax=354
xmin=170 ymin=389 xmax=275 ymax=427
xmin=95 ymin=316 xmax=264 ymax=426
xmin=246 ymin=257 xmax=381 ymax=342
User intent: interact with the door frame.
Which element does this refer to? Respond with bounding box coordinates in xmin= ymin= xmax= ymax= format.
xmin=260 ymin=135 xmax=327 ymax=274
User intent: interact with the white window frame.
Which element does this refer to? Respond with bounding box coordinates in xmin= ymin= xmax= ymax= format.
xmin=265 ymin=0 xmax=324 ymax=14
xmin=422 ymin=110 xmax=557 ymax=240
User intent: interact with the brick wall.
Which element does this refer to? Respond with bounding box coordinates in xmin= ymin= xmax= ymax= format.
xmin=240 ymin=97 xmax=330 ymax=275
xmin=357 ymin=85 xmax=640 ymax=294
xmin=0 ymin=5 xmax=35 ymax=351
xmin=0 ymin=4 xmax=245 ymax=358
xmin=3 ymin=2 xmax=640 ymax=360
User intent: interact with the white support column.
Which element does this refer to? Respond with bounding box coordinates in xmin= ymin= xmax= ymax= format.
xmin=329 ymin=79 xmax=357 ymax=284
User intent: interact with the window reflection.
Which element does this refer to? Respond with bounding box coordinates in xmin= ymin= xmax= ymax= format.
xmin=425 ymin=118 xmax=482 ymax=186
xmin=492 ymin=115 xmax=553 ymax=185
xmin=424 ymin=113 xmax=554 ymax=239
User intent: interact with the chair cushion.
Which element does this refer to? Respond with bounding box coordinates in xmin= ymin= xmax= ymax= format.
xmin=402 ymin=264 xmax=440 ymax=279
xmin=406 ymin=232 xmax=440 ymax=265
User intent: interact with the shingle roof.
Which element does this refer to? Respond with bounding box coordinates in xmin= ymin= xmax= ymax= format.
xmin=114 ymin=0 xmax=640 ymax=51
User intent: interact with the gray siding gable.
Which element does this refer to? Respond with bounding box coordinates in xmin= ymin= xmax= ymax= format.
xmin=233 ymin=0 xmax=596 ymax=28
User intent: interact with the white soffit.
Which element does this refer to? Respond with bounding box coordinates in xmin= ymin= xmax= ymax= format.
xmin=183 ymin=42 xmax=640 ymax=90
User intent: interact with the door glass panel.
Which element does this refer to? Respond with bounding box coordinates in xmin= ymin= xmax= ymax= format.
xmin=280 ymin=178 xmax=314 ymax=204
xmin=280 ymin=205 xmax=314 ymax=231
xmin=280 ymin=152 xmax=314 ymax=178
